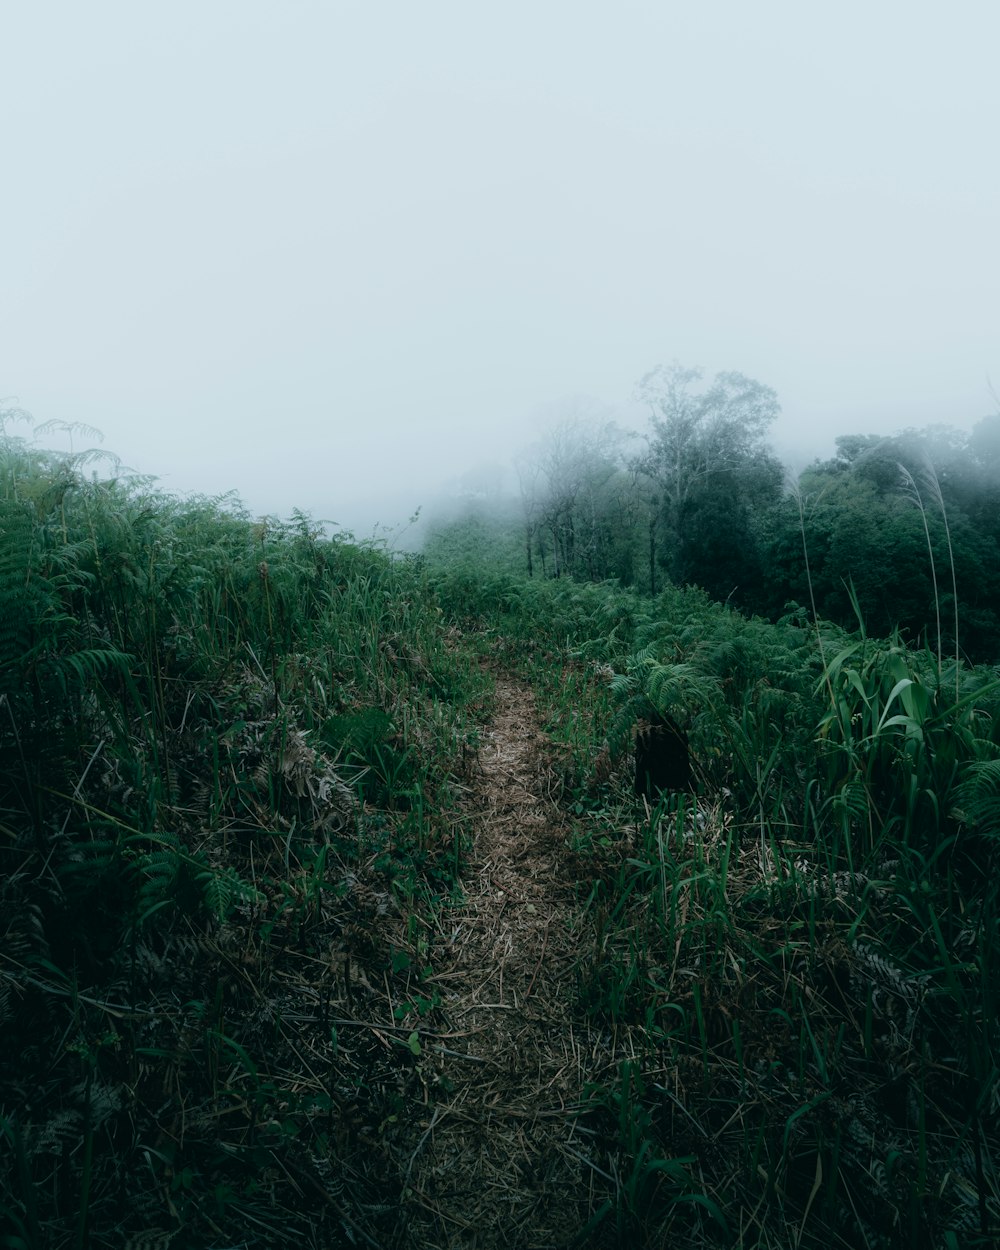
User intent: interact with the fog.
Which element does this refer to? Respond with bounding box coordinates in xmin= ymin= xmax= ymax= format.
xmin=2 ymin=1 xmax=997 ymax=533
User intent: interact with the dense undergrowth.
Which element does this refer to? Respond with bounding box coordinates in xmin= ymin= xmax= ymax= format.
xmin=430 ymin=566 xmax=1000 ymax=1247
xmin=0 ymin=429 xmax=491 ymax=1248
xmin=3 ymin=420 xmax=1000 ymax=1248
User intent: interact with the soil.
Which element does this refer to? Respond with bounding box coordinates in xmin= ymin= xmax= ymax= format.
xmin=395 ymin=678 xmax=594 ymax=1249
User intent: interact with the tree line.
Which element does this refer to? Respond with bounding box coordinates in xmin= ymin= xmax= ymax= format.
xmin=424 ymin=366 xmax=1000 ymax=663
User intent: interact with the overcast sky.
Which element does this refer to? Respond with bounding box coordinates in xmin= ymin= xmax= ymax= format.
xmin=3 ymin=1 xmax=998 ymax=530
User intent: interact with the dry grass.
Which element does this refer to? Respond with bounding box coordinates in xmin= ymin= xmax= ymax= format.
xmin=390 ymin=679 xmax=593 ymax=1248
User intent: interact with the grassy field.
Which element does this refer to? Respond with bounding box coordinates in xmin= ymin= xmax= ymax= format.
xmin=2 ymin=431 xmax=998 ymax=1247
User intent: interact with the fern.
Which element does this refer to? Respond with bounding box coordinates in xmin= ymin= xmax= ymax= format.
xmin=126 ymin=833 xmax=262 ymax=927
xmin=197 ymin=863 xmax=261 ymax=922
xmin=604 ymin=648 xmax=720 ymax=762
xmin=44 ymin=646 xmax=131 ymax=695
xmin=133 ymin=845 xmax=184 ymax=926
xmin=955 ymin=759 xmax=1000 ymax=835
xmin=198 ymin=862 xmax=232 ymax=921
xmin=0 ymin=497 xmax=49 ymax=695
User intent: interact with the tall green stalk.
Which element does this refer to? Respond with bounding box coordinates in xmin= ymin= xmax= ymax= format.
xmin=898 ymin=462 xmax=942 ymax=679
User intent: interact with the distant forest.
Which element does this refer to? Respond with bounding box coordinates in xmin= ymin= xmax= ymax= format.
xmin=424 ymin=366 xmax=1000 ymax=663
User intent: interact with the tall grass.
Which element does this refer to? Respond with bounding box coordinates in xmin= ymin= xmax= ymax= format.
xmin=5 ymin=417 xmax=998 ymax=1247
xmin=0 ymin=427 xmax=490 ymax=1245
xmin=429 ymin=559 xmax=1000 ymax=1246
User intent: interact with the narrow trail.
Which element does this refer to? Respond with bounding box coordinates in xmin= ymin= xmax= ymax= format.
xmin=399 ymin=677 xmax=594 ymax=1249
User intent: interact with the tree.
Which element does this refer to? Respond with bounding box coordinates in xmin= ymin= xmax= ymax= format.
xmin=762 ymin=427 xmax=1000 ymax=662
xmin=513 ymin=449 xmax=543 ymax=577
xmin=516 ymin=408 xmax=629 ymax=580
xmin=968 ymin=413 xmax=1000 ymax=482
xmin=636 ymin=364 xmax=783 ymax=599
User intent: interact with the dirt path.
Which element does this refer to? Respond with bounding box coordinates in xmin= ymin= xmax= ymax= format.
xmin=397 ymin=678 xmax=592 ymax=1249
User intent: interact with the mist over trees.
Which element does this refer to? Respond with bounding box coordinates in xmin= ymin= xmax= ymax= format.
xmin=423 ymin=368 xmax=1000 ymax=662
xmin=515 ymin=411 xmax=630 ymax=582
xmin=634 ymin=366 xmax=784 ymax=600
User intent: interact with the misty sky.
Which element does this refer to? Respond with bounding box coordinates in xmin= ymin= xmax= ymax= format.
xmin=3 ymin=1 xmax=998 ymax=531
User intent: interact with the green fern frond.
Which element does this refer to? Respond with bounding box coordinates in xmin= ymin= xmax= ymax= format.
xmin=955 ymin=759 xmax=1000 ymax=833
xmin=199 ymin=866 xmax=231 ymax=921
xmin=829 ymin=778 xmax=873 ymax=823
xmin=604 ymin=648 xmax=721 ymax=762
xmin=197 ymin=864 xmax=261 ymax=921
xmin=44 ymin=647 xmax=131 ymax=694
xmin=609 ymin=671 xmax=637 ymax=699
xmin=0 ymin=498 xmax=47 ymax=691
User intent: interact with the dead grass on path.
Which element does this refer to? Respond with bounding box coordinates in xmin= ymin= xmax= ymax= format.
xmin=389 ymin=679 xmax=602 ymax=1249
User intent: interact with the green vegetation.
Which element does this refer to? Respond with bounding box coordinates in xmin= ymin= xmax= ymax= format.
xmin=430 ymin=569 xmax=1000 ymax=1247
xmin=425 ymin=366 xmax=1000 ymax=664
xmin=3 ymin=402 xmax=999 ymax=1248
xmin=0 ymin=416 xmax=490 ymax=1247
